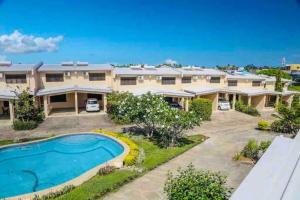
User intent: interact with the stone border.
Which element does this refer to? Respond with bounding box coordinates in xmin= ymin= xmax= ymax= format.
xmin=1 ymin=132 xmax=129 ymax=200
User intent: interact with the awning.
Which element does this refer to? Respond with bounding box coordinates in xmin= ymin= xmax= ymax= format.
xmin=184 ymin=87 xmax=221 ymax=96
xmin=231 ymin=133 xmax=300 ymax=200
xmin=0 ymin=89 xmax=17 ymax=100
xmin=36 ymin=85 xmax=112 ymax=96
xmin=131 ymin=88 xmax=194 ymax=97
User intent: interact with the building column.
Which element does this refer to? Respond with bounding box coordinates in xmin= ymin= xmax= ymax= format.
xmin=232 ymin=94 xmax=236 ymax=109
xmin=103 ymin=93 xmax=107 ymax=112
xmin=275 ymin=95 xmax=280 ymax=106
xmin=184 ymin=98 xmax=189 ymax=111
xmin=75 ymin=92 xmax=79 ymax=115
xmin=287 ymin=95 xmax=293 ymax=108
xmin=9 ymin=100 xmax=14 ymax=122
xmin=225 ymin=93 xmax=229 ymax=101
xmin=262 ymin=95 xmax=267 ymax=109
xmin=238 ymin=95 xmax=242 ymax=101
xmin=247 ymin=96 xmax=252 ymax=106
xmin=43 ymin=96 xmax=49 ymax=117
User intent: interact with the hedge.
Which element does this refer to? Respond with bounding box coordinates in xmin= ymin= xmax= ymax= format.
xmin=235 ymin=101 xmax=260 ymax=116
xmin=189 ymin=98 xmax=212 ymax=120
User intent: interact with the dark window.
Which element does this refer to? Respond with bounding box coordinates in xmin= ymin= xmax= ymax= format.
xmin=89 ymin=73 xmax=105 ymax=81
xmin=210 ymin=77 xmax=220 ymax=83
xmin=46 ymin=74 xmax=64 ymax=82
xmin=87 ymin=93 xmax=102 ymax=100
xmin=5 ymin=74 xmax=27 ymax=84
xmin=50 ymin=94 xmax=67 ymax=103
xmin=252 ymin=81 xmax=261 ymax=87
xmin=162 ymin=77 xmax=176 ymax=85
xmin=228 ymin=80 xmax=238 ymax=86
xmin=120 ymin=77 xmax=137 ymax=85
xmin=181 ymin=77 xmax=192 ymax=84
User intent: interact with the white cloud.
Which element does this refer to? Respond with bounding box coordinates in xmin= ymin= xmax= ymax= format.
xmin=0 ymin=30 xmax=63 ymax=53
xmin=165 ymin=58 xmax=177 ymax=65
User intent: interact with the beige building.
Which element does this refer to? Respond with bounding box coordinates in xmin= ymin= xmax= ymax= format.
xmin=0 ymin=62 xmax=297 ymax=122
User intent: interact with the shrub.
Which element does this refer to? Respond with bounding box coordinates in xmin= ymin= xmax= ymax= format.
xmin=189 ymin=98 xmax=212 ymax=120
xmin=33 ymin=185 xmax=75 ymax=200
xmin=164 ymin=164 xmax=231 ymax=200
xmin=98 ymin=166 xmax=116 ymax=176
xmin=12 ymin=120 xmax=38 ymax=130
xmin=238 ymin=139 xmax=272 ymax=162
xmin=258 ymin=120 xmax=270 ymax=130
xmin=95 ymin=130 xmax=139 ymax=166
xmin=235 ymin=101 xmax=260 ymax=116
xmin=241 ymin=139 xmax=259 ymax=159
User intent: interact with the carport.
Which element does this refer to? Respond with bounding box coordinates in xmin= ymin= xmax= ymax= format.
xmin=184 ymin=87 xmax=220 ymax=111
xmin=36 ymin=85 xmax=112 ymax=117
xmin=132 ymin=88 xmax=194 ymax=111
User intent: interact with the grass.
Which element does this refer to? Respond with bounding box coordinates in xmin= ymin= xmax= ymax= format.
xmin=53 ymin=134 xmax=206 ymax=200
xmin=288 ymin=85 xmax=300 ymax=92
xmin=0 ymin=137 xmax=48 ymax=147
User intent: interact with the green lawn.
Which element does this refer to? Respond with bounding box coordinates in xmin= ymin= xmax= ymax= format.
xmin=288 ymin=85 xmax=300 ymax=92
xmin=54 ymin=134 xmax=206 ymax=200
xmin=0 ymin=137 xmax=48 ymax=146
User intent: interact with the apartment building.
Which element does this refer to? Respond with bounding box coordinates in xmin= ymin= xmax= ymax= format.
xmin=0 ymin=62 xmax=297 ymax=122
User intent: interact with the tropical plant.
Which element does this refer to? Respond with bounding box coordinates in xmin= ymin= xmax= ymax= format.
xmin=164 ymin=164 xmax=231 ymax=200
xmin=189 ymin=98 xmax=212 ymax=120
xmin=257 ymin=120 xmax=270 ymax=130
xmin=237 ymin=139 xmax=272 ymax=162
xmin=271 ymin=104 xmax=300 ymax=136
xmin=235 ymin=101 xmax=260 ymax=116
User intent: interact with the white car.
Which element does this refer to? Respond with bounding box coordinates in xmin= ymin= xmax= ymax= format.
xmin=218 ymin=100 xmax=231 ymax=110
xmin=86 ymin=98 xmax=100 ymax=112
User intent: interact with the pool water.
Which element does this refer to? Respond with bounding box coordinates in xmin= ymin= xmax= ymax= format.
xmin=0 ymin=134 xmax=124 ymax=198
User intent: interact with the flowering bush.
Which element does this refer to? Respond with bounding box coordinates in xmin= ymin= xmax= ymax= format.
xmin=164 ymin=164 xmax=231 ymax=200
xmin=95 ymin=130 xmax=139 ymax=166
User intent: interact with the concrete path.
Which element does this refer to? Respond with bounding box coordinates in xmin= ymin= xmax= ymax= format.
xmin=104 ymin=110 xmax=277 ymax=200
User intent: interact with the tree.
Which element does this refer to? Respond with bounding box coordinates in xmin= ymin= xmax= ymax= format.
xmin=271 ymin=104 xmax=300 ymax=136
xmin=14 ymin=88 xmax=43 ymax=122
xmin=164 ymin=164 xmax=231 ymax=200
xmin=160 ymin=109 xmax=200 ymax=147
xmin=275 ymin=69 xmax=283 ymax=92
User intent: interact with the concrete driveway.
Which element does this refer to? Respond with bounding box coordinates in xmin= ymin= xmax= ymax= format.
xmin=104 ymin=110 xmax=277 ymax=200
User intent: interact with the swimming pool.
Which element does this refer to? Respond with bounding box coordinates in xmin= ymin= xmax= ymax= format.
xmin=0 ymin=133 xmax=125 ymax=198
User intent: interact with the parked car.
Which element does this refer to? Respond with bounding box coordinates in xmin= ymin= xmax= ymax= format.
xmin=86 ymin=98 xmax=100 ymax=112
xmin=218 ymin=100 xmax=230 ymax=110
xmin=169 ymin=102 xmax=182 ymax=109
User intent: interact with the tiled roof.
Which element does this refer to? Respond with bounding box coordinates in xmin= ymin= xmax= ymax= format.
xmin=131 ymin=88 xmax=194 ymax=97
xmin=0 ymin=62 xmax=43 ymax=72
xmin=114 ymin=67 xmax=180 ymax=76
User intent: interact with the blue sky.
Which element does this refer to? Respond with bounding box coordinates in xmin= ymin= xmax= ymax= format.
xmin=0 ymin=0 xmax=299 ymax=66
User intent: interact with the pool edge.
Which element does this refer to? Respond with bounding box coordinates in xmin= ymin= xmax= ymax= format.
xmin=4 ymin=132 xmax=130 ymax=200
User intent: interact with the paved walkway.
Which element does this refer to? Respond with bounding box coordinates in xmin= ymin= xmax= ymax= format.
xmin=104 ymin=110 xmax=277 ymax=200
xmin=0 ymin=114 xmax=124 ymax=140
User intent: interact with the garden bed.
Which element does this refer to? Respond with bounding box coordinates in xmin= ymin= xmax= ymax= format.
xmin=52 ymin=134 xmax=207 ymax=200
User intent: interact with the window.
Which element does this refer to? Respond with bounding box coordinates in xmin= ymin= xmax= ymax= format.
xmin=162 ymin=77 xmax=176 ymax=85
xmin=5 ymin=74 xmax=27 ymax=84
xmin=120 ymin=77 xmax=137 ymax=85
xmin=252 ymin=81 xmax=261 ymax=87
xmin=89 ymin=73 xmax=105 ymax=81
xmin=50 ymin=94 xmax=67 ymax=103
xmin=46 ymin=74 xmax=64 ymax=82
xmin=210 ymin=77 xmax=220 ymax=83
xmin=228 ymin=80 xmax=237 ymax=86
xmin=87 ymin=93 xmax=102 ymax=100
xmin=181 ymin=77 xmax=192 ymax=84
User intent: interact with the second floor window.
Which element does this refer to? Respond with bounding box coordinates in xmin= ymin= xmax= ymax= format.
xmin=210 ymin=77 xmax=220 ymax=83
xmin=162 ymin=77 xmax=176 ymax=85
xmin=181 ymin=77 xmax=192 ymax=84
xmin=5 ymin=74 xmax=27 ymax=84
xmin=120 ymin=77 xmax=137 ymax=85
xmin=252 ymin=81 xmax=261 ymax=87
xmin=89 ymin=73 xmax=105 ymax=81
xmin=46 ymin=74 xmax=64 ymax=82
xmin=228 ymin=80 xmax=238 ymax=86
